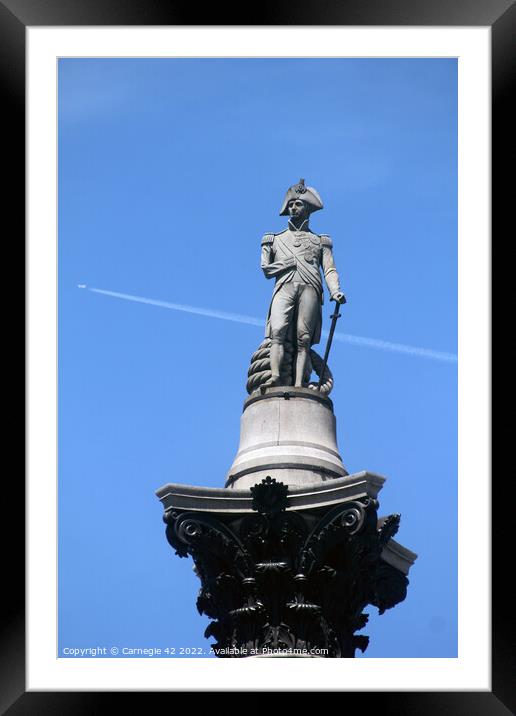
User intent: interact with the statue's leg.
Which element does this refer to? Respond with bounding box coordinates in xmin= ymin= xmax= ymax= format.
xmin=281 ymin=321 xmax=295 ymax=385
xmin=294 ymin=286 xmax=319 ymax=387
xmin=265 ymin=284 xmax=294 ymax=387
xmin=269 ymin=342 xmax=284 ymax=386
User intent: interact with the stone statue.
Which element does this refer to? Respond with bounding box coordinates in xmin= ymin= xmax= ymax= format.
xmin=260 ymin=179 xmax=346 ymax=388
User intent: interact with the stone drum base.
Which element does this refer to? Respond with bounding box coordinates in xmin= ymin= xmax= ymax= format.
xmin=226 ymin=387 xmax=347 ymax=489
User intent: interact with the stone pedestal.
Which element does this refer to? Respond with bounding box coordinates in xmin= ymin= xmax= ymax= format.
xmin=226 ymin=387 xmax=347 ymax=489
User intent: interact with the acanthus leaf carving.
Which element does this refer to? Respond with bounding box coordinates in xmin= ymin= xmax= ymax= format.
xmin=163 ymin=490 xmax=410 ymax=657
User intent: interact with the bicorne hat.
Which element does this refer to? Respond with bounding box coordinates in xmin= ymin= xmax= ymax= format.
xmin=279 ymin=178 xmax=324 ymax=216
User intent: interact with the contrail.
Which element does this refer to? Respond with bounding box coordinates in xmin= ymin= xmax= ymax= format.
xmin=87 ymin=286 xmax=264 ymax=327
xmin=82 ymin=286 xmax=457 ymax=363
xmin=330 ymin=332 xmax=457 ymax=363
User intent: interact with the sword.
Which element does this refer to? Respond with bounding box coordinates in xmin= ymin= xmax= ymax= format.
xmin=317 ymin=299 xmax=343 ymax=391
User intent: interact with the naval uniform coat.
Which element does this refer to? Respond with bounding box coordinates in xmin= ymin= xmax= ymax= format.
xmin=261 ymin=227 xmax=342 ymax=347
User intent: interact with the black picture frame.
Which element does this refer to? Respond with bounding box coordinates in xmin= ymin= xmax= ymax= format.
xmin=5 ymin=0 xmax=513 ymax=711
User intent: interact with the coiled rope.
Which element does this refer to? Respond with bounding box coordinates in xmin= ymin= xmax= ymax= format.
xmin=246 ymin=339 xmax=333 ymax=395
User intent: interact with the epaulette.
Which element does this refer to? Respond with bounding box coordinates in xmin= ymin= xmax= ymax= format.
xmin=261 ymin=233 xmax=275 ymax=245
xmin=320 ymin=234 xmax=333 ymax=248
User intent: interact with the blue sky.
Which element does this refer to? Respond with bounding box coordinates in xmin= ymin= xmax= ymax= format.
xmin=58 ymin=58 xmax=457 ymax=658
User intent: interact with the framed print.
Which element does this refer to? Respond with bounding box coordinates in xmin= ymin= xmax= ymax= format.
xmin=4 ymin=0 xmax=513 ymax=710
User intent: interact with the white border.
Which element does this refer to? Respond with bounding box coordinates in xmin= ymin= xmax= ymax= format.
xmin=27 ymin=27 xmax=490 ymax=691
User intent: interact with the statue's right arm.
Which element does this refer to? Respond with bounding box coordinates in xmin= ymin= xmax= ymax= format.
xmin=261 ymin=234 xmax=296 ymax=279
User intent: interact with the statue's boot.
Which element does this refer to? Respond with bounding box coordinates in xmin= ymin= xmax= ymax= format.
xmin=262 ymin=342 xmax=283 ymax=387
xmin=294 ymin=346 xmax=310 ymax=388
xmin=261 ymin=375 xmax=281 ymax=388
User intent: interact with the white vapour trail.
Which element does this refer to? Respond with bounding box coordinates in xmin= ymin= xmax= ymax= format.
xmin=84 ymin=286 xmax=457 ymax=364
xmin=330 ymin=332 xmax=457 ymax=363
xmin=88 ymin=286 xmax=264 ymax=327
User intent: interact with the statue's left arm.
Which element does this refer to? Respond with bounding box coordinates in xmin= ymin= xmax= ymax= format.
xmin=321 ymin=235 xmax=346 ymax=304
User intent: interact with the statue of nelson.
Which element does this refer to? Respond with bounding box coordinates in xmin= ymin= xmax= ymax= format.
xmin=261 ymin=179 xmax=346 ymax=388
